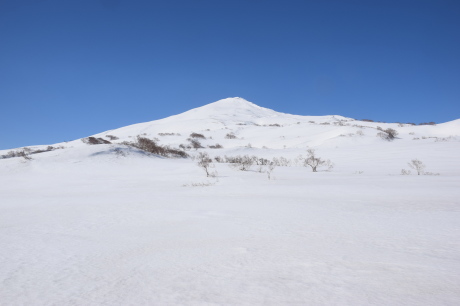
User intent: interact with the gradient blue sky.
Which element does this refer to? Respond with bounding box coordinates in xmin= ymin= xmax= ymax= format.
xmin=1 ymin=0 xmax=459 ymax=149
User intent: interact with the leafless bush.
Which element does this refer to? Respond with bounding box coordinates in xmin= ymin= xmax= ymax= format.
xmin=214 ymin=156 xmax=223 ymax=163
xmin=179 ymin=143 xmax=192 ymax=151
xmin=113 ymin=147 xmax=127 ymax=157
xmin=409 ymin=132 xmax=415 ymax=135
xmin=158 ymin=132 xmax=180 ymax=136
xmin=82 ymin=137 xmax=111 ymax=145
xmin=320 ymin=122 xmax=330 ymax=125
xmin=407 ymin=159 xmax=426 ymax=175
xmin=183 ymin=181 xmax=215 ymax=187
xmin=273 ymin=156 xmax=291 ymax=167
xmin=228 ymin=155 xmax=254 ymax=171
xmin=268 ymin=123 xmax=281 ymax=127
xmin=266 ymin=162 xmax=276 ymax=180
xmin=208 ymin=144 xmax=223 ymax=149
xmin=254 ymin=157 xmax=271 ymax=166
xmin=361 ymin=119 xmax=374 ymax=122
xmin=377 ymin=128 xmax=398 ymax=141
xmin=400 ymin=169 xmax=411 ymax=175
xmin=225 ymin=133 xmax=237 ymax=139
xmin=196 ymin=152 xmax=217 ymax=177
xmin=356 ymin=130 xmax=364 ymax=136
xmin=106 ymin=135 xmax=119 ymax=140
xmin=188 ymin=138 xmax=204 ymax=149
xmin=301 ymin=149 xmax=333 ymax=172
xmin=309 ymin=121 xmax=315 ymax=123
xmin=128 ymin=136 xmax=188 ymax=158
xmin=424 ymin=172 xmax=440 ymax=176
xmin=17 ymin=151 xmax=32 ymax=160
xmin=419 ymin=122 xmax=436 ymax=126
xmin=190 ymin=132 xmax=206 ymax=139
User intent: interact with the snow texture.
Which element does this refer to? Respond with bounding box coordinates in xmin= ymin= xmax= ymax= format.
xmin=1 ymin=98 xmax=459 ymax=305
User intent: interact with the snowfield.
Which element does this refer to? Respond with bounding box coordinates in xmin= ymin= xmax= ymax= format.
xmin=1 ymin=98 xmax=459 ymax=305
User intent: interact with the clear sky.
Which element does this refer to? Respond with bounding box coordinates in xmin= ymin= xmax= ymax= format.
xmin=1 ymin=0 xmax=459 ymax=149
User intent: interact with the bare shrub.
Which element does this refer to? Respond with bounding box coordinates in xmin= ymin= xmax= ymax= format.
xmin=407 ymin=159 xmax=426 ymax=175
xmin=106 ymin=135 xmax=119 ymax=140
xmin=269 ymin=123 xmax=281 ymax=127
xmin=225 ymin=133 xmax=237 ymax=139
xmin=179 ymin=143 xmax=192 ymax=151
xmin=208 ymin=144 xmax=223 ymax=149
xmin=188 ymin=138 xmax=204 ymax=150
xmin=361 ymin=119 xmax=374 ymax=122
xmin=17 ymin=151 xmax=32 ymax=160
xmin=301 ymin=149 xmax=333 ymax=172
xmin=377 ymin=128 xmax=398 ymax=141
xmin=400 ymin=169 xmax=411 ymax=175
xmin=196 ymin=152 xmax=217 ymax=177
xmin=385 ymin=128 xmax=398 ymax=139
xmin=190 ymin=132 xmax=206 ymax=139
xmin=128 ymin=136 xmax=188 ymax=158
xmin=113 ymin=147 xmax=127 ymax=157
xmin=214 ymin=156 xmax=223 ymax=163
xmin=82 ymin=137 xmax=111 ymax=145
xmin=419 ymin=122 xmax=436 ymax=126
xmin=271 ymin=157 xmax=292 ymax=167
xmin=266 ymin=162 xmax=276 ymax=180
xmin=183 ymin=181 xmax=215 ymax=187
xmin=229 ymin=155 xmax=254 ymax=171
xmin=158 ymin=132 xmax=180 ymax=136
xmin=356 ymin=130 xmax=364 ymax=136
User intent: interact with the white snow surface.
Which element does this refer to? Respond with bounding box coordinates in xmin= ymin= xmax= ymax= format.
xmin=1 ymin=98 xmax=460 ymax=305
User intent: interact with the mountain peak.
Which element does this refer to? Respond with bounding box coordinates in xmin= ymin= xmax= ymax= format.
xmin=178 ymin=97 xmax=277 ymax=120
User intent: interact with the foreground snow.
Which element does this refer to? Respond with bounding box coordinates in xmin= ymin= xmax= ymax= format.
xmin=1 ymin=147 xmax=459 ymax=305
xmin=1 ymin=98 xmax=459 ymax=305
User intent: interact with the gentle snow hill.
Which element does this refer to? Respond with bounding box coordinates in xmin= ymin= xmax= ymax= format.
xmin=3 ymin=97 xmax=459 ymax=156
xmin=1 ymin=97 xmax=459 ymax=176
xmin=1 ymin=98 xmax=460 ymax=305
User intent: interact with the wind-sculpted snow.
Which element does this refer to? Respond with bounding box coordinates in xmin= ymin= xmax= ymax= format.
xmin=1 ymin=98 xmax=460 ymax=305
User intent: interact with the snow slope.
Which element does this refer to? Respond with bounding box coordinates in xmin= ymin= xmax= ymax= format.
xmin=1 ymin=98 xmax=460 ymax=305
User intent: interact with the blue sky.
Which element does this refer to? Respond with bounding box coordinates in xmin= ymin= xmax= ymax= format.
xmin=1 ymin=0 xmax=459 ymax=149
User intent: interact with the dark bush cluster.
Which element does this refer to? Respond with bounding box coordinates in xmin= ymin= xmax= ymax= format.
xmin=189 ymin=132 xmax=206 ymax=139
xmin=377 ymin=128 xmax=398 ymax=141
xmin=1 ymin=145 xmax=62 ymax=160
xmin=106 ymin=135 xmax=119 ymax=140
xmin=127 ymin=136 xmax=188 ymax=158
xmin=225 ymin=133 xmax=237 ymax=139
xmin=212 ymin=155 xmax=291 ymax=169
xmin=158 ymin=132 xmax=181 ymax=136
xmin=82 ymin=137 xmax=112 ymax=145
xmin=187 ymin=138 xmax=204 ymax=149
xmin=208 ymin=144 xmax=223 ymax=149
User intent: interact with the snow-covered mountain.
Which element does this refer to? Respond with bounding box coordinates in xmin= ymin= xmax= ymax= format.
xmin=2 ymin=97 xmax=459 ymax=156
xmin=1 ymin=98 xmax=460 ymax=305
